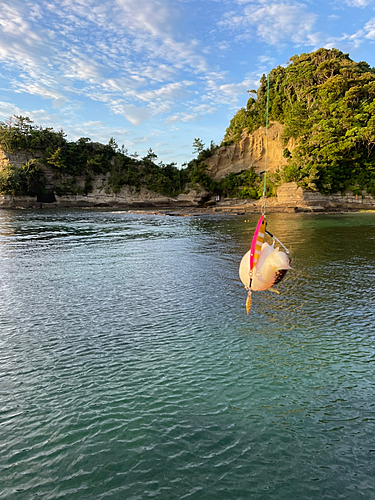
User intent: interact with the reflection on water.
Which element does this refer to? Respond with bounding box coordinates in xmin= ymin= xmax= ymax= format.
xmin=1 ymin=209 xmax=375 ymax=499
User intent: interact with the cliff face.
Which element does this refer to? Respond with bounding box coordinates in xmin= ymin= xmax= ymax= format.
xmin=205 ymin=122 xmax=295 ymax=181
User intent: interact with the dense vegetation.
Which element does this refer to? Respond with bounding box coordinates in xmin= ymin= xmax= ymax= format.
xmin=0 ymin=116 xmax=188 ymax=198
xmin=0 ymin=117 xmax=262 ymax=200
xmin=224 ymin=48 xmax=375 ymax=195
xmin=2 ymin=49 xmax=375 ymax=201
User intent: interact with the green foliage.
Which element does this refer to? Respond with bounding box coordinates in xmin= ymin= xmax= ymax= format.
xmin=0 ymin=164 xmax=23 ymax=196
xmin=0 ymin=117 xmax=193 ymax=198
xmin=192 ymin=138 xmax=205 ymax=155
xmin=185 ymin=160 xmax=218 ymax=193
xmin=0 ymin=116 xmax=66 ymax=153
xmin=223 ymin=48 xmax=375 ymax=195
xmin=283 ymin=148 xmax=291 ymax=158
xmin=238 ymin=187 xmax=260 ymax=199
xmin=0 ymin=160 xmax=46 ymax=196
xmin=219 ymin=168 xmax=262 ymax=199
xmin=107 ymin=148 xmax=188 ymax=197
xmin=223 ymin=109 xmax=248 ymax=145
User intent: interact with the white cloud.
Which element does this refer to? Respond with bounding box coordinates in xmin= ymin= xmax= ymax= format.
xmin=200 ymin=71 xmax=261 ymax=106
xmin=115 ymin=0 xmax=178 ymax=37
xmin=52 ymin=97 xmax=68 ymax=109
xmin=164 ymin=104 xmax=217 ymax=125
xmin=331 ymin=17 xmax=375 ymax=48
xmin=343 ymin=0 xmax=373 ymax=6
xmin=0 ymin=0 xmax=214 ymax=132
xmin=110 ymin=103 xmax=153 ymax=125
xmin=364 ymin=18 xmax=375 ymax=39
xmin=0 ymin=100 xmax=133 ymax=146
xmin=14 ymin=82 xmax=64 ymax=101
xmin=63 ymin=53 xmax=103 ymax=81
xmin=0 ymin=100 xmax=21 ymax=118
xmin=0 ymin=4 xmax=33 ymax=35
xmin=0 ymin=4 xmax=51 ymax=70
xmin=67 ymin=120 xmax=131 ymax=143
xmin=135 ymin=81 xmax=194 ymax=102
xmin=219 ymin=1 xmax=320 ymax=47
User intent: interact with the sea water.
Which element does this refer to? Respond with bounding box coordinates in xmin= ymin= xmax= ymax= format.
xmin=1 ymin=209 xmax=375 ymax=499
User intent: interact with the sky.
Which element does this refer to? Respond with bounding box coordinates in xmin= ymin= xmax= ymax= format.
xmin=1 ymin=0 xmax=375 ymax=166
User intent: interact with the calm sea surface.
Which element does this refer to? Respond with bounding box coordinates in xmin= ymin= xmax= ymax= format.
xmin=1 ymin=209 xmax=375 ymax=499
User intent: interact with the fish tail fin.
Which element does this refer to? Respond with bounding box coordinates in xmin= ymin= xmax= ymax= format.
xmin=246 ymin=290 xmax=252 ymax=314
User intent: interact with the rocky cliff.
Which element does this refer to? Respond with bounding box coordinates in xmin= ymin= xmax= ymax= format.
xmin=205 ymin=122 xmax=295 ymax=181
xmin=2 ymin=144 xmax=375 ymax=212
xmin=0 ymin=147 xmax=55 ymax=189
xmin=0 ymin=147 xmax=209 ymax=208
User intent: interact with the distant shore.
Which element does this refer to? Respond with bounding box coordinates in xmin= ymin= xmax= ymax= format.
xmin=1 ymin=193 xmax=374 ymax=215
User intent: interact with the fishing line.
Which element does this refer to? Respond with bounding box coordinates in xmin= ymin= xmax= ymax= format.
xmin=262 ymin=73 xmax=270 ymax=216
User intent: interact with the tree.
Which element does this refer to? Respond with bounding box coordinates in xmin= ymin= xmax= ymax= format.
xmin=192 ymin=138 xmax=205 ymax=155
xmin=108 ymin=137 xmax=118 ymax=152
xmin=143 ymin=148 xmax=157 ymax=162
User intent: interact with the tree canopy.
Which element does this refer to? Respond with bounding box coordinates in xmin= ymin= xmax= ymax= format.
xmin=0 ymin=117 xmax=188 ymax=198
xmin=224 ymin=48 xmax=375 ymax=195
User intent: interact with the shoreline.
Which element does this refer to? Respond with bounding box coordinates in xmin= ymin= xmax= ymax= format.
xmin=2 ymin=182 xmax=375 ymax=214
xmin=1 ymin=197 xmax=374 ymax=216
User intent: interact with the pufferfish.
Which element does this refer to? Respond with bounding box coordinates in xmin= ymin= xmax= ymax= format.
xmin=239 ymin=242 xmax=291 ymax=314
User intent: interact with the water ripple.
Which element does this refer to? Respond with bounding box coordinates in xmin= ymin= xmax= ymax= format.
xmin=1 ymin=210 xmax=375 ymax=499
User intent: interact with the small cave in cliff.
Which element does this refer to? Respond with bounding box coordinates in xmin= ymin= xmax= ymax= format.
xmin=37 ymin=192 xmax=57 ymax=203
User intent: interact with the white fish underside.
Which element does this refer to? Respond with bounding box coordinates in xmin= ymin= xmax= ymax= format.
xmin=239 ymin=242 xmax=291 ymax=292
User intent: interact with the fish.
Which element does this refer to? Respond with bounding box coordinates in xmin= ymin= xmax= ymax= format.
xmin=239 ymin=242 xmax=291 ymax=312
xmin=250 ymin=242 xmax=291 ymax=291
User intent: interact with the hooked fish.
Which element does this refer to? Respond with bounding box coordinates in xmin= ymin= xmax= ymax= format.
xmin=239 ymin=242 xmax=291 ymax=312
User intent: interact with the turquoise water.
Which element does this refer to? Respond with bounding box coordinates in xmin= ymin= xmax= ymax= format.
xmin=1 ymin=210 xmax=375 ymax=499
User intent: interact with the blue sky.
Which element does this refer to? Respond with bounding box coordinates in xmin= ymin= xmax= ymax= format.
xmin=1 ymin=0 xmax=375 ymax=166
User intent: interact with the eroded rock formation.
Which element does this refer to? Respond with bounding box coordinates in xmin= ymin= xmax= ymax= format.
xmin=205 ymin=122 xmax=295 ymax=180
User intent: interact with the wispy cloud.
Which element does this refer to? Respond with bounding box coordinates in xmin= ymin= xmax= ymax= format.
xmin=343 ymin=0 xmax=374 ymax=7
xmin=0 ymin=0 xmax=209 ymax=128
xmin=110 ymin=103 xmax=153 ymax=126
xmin=325 ymin=17 xmax=375 ymax=49
xmin=0 ymin=100 xmax=21 ymax=118
xmin=364 ymin=18 xmax=375 ymax=39
xmin=219 ymin=1 xmax=320 ymax=47
xmin=199 ymin=71 xmax=261 ymax=108
xmin=164 ymin=104 xmax=217 ymax=125
xmin=135 ymin=81 xmax=195 ymax=102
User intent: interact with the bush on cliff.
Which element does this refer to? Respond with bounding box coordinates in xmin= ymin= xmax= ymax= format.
xmin=0 ymin=160 xmax=46 ymax=197
xmin=218 ymin=168 xmax=263 ymax=199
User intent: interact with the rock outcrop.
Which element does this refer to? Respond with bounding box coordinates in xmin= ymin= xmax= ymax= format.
xmin=0 ymin=187 xmax=209 ymax=209
xmin=275 ymin=182 xmax=375 ymax=211
xmin=205 ymin=122 xmax=295 ymax=181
